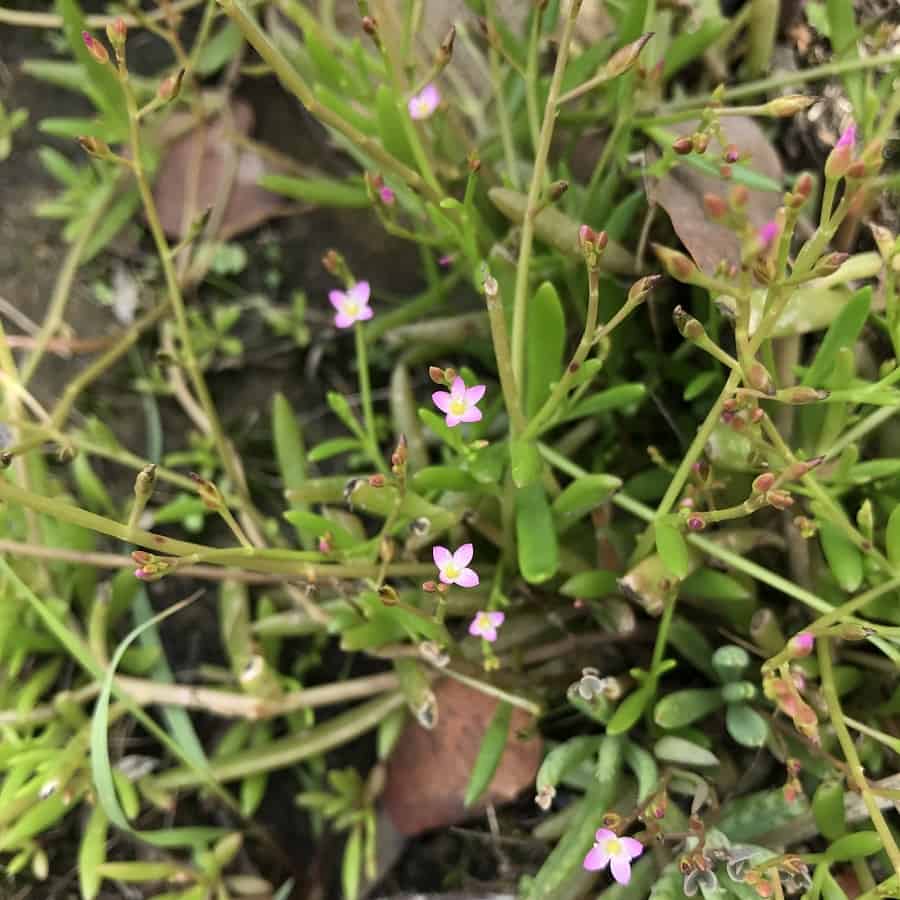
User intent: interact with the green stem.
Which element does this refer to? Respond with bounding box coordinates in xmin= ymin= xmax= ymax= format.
xmin=355 ymin=322 xmax=386 ymax=473
xmin=510 ymin=0 xmax=582 ymax=398
xmin=524 ymin=5 xmax=543 ymax=159
xmin=485 ymin=0 xmax=520 ymax=190
xmin=819 ymin=638 xmax=900 ymax=877
xmin=484 ymin=276 xmax=526 ymax=435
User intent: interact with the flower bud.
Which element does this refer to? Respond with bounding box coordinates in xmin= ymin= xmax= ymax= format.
xmin=859 ymin=138 xmax=885 ymax=174
xmin=692 ymin=132 xmax=709 ymax=154
xmin=361 ymin=15 xmax=378 ymax=36
xmin=627 ymin=274 xmax=662 ymax=305
xmin=134 ymin=464 xmax=157 ymax=500
xmin=368 ymin=474 xmax=386 ymax=488
xmin=782 ymin=456 xmax=824 ymax=480
xmin=730 ymin=184 xmax=749 ymax=209
xmin=765 ymin=94 xmax=815 ymax=117
xmin=746 ymin=361 xmax=775 ymax=395
xmin=703 ymin=192 xmax=728 ymax=219
xmin=321 ymin=249 xmax=340 ymax=274
xmin=673 ymin=305 xmax=705 ymax=341
xmin=77 ymin=135 xmax=111 ymax=159
xmin=603 ymin=32 xmax=654 ymax=79
xmin=190 ymin=473 xmax=223 ymax=510
xmin=106 ymin=17 xmax=127 ymax=51
xmin=378 ymin=583 xmax=399 ymax=605
xmin=787 ymin=631 xmax=815 ymax=658
xmin=654 ymin=244 xmax=698 ymax=282
xmin=719 ymin=164 xmax=733 ymax=179
xmin=870 ymin=223 xmax=896 ymax=260
xmin=391 ymin=434 xmax=407 ymax=469
xmin=82 ymin=31 xmax=110 ymax=65
xmin=722 ymin=143 xmax=740 ymax=164
xmin=672 ymin=136 xmax=693 ymax=155
xmin=158 ymin=69 xmax=184 ymax=103
xmin=782 ymin=386 xmax=829 ymax=404
xmin=812 ymin=251 xmax=849 ymax=276
xmin=436 ymin=24 xmax=456 ymax=65
xmin=422 ymin=580 xmax=437 ymax=592
xmin=765 ymin=489 xmax=794 ymax=510
xmin=428 ymin=365 xmax=446 ymax=385
xmin=824 ymin=122 xmax=856 ymax=179
xmin=686 ymin=514 xmax=706 ymax=531
xmin=547 ymin=179 xmax=569 ymax=202
xmin=836 ymin=623 xmax=871 ymax=641
xmin=752 ymin=472 xmax=776 ymax=493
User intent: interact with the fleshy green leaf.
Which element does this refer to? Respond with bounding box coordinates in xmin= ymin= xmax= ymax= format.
xmin=516 ymin=483 xmax=559 ymax=584
xmin=464 ymin=701 xmax=512 ymax=806
xmin=525 ymin=282 xmax=566 ymax=417
xmin=655 ymin=521 xmax=690 ymax=579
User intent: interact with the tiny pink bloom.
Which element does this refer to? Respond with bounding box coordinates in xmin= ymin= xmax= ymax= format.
xmin=433 ymin=543 xmax=479 ymax=588
xmin=758 ymin=220 xmax=780 ymax=249
xmin=408 ymin=83 xmax=440 ymax=120
xmin=583 ymin=829 xmax=643 ymax=885
xmin=134 ymin=567 xmax=150 ymax=580
xmin=378 ymin=185 xmax=395 ymax=205
xmin=836 ymin=122 xmax=857 ymax=149
xmin=328 ymin=281 xmax=373 ymax=329
xmin=469 ymin=610 xmax=504 ymax=642
xmin=438 ymin=254 xmax=455 ymax=268
xmin=790 ymin=631 xmax=815 ymax=657
xmin=432 ymin=376 xmax=485 ymax=427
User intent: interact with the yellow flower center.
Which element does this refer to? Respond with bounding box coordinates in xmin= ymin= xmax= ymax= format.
xmin=476 ymin=613 xmax=491 ymax=629
xmin=449 ymin=397 xmax=467 ymax=416
xmin=343 ymin=300 xmax=359 ymax=317
xmin=444 ymin=564 xmax=460 ymax=580
xmin=605 ymin=839 xmax=622 ymax=856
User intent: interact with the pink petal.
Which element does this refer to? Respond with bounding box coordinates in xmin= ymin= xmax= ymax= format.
xmin=459 ymin=406 xmax=482 ymax=423
xmin=432 ymin=391 xmax=452 ymax=413
xmin=445 ymin=414 xmax=461 ymax=427
xmin=328 ymin=290 xmax=346 ymax=311
xmin=479 ymin=625 xmax=497 ymax=641
xmin=468 ymin=618 xmax=484 ymax=637
xmin=358 ymin=305 xmax=374 ymax=321
xmin=334 ymin=312 xmax=355 ymax=328
xmin=595 ymin=829 xmax=617 ymax=842
xmin=837 ymin=122 xmax=856 ymax=148
xmin=450 ymin=376 xmax=466 ymax=400
xmin=437 ymin=570 xmax=454 ymax=585
xmin=348 ymin=281 xmax=370 ymax=304
xmin=621 ymin=837 xmax=644 ymax=860
xmin=610 ymin=856 xmax=632 ymax=885
xmin=455 ymin=567 xmax=479 ymax=588
xmin=432 ymin=546 xmax=452 ymax=567
xmin=420 ymin=83 xmax=440 ymax=110
xmin=465 ymin=384 xmax=486 ymax=404
xmin=488 ymin=611 xmax=505 ymax=626
xmin=583 ymin=846 xmax=610 ymax=871
xmin=453 ymin=543 xmax=474 ymax=568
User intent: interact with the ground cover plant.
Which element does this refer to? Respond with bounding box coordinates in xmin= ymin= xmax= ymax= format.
xmin=0 ymin=0 xmax=899 ymax=898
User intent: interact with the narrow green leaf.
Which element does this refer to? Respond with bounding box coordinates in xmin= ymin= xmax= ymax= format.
xmin=464 ymin=701 xmax=512 ymax=807
xmin=259 ymin=174 xmax=369 ymax=207
xmin=307 ymin=437 xmax=361 ymax=463
xmin=623 ymin=740 xmax=659 ymax=803
xmin=886 ymin=504 xmax=900 ymax=566
xmin=516 ymin=483 xmax=559 ymax=584
xmin=654 ymin=688 xmax=724 ymax=729
xmin=195 ymin=21 xmax=243 ymax=76
xmin=78 ymin=804 xmax=109 ymax=900
xmin=825 ymin=830 xmax=882 ymax=862
xmin=562 ymin=383 xmax=646 ymax=423
xmin=375 ymin=84 xmax=415 ymax=167
xmin=559 ymin=570 xmax=618 ymax=599
xmin=553 ymin=474 xmax=622 ymax=520
xmin=535 ymin=736 xmax=604 ymax=795
xmin=342 ymin=826 xmax=363 ymax=900
xmin=411 ymin=466 xmax=479 ymax=493
xmin=804 ymin=287 xmax=871 ymax=388
xmin=818 ymin=520 xmax=863 ymax=592
xmin=525 ymin=282 xmax=566 ymax=417
xmin=607 ymin=684 xmax=654 ymax=736
xmin=655 ymin=521 xmax=690 ymax=579
xmin=654 ymin=736 xmax=719 ymax=768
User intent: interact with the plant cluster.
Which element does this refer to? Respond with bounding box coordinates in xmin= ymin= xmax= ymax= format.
xmin=0 ymin=1 xmax=899 ymax=899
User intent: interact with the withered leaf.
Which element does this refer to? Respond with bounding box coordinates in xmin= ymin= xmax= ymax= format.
xmin=382 ymin=678 xmax=542 ymax=836
xmin=152 ymin=99 xmax=291 ymax=241
xmin=646 ymin=116 xmax=783 ymax=274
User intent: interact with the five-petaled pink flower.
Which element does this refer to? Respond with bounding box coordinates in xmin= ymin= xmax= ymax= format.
xmin=378 ymin=185 xmax=395 ymax=205
xmin=329 ymin=281 xmax=373 ymax=329
xmin=433 ymin=543 xmax=479 ymax=588
xmin=408 ymin=84 xmax=440 ymax=120
xmin=469 ymin=610 xmax=504 ymax=642
xmin=583 ymin=829 xmax=643 ymax=885
xmin=432 ymin=376 xmax=485 ymax=427
xmin=836 ymin=122 xmax=857 ymax=149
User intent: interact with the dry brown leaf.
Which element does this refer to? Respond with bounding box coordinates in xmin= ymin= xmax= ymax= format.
xmin=152 ymin=99 xmax=291 ymax=241
xmin=646 ymin=116 xmax=783 ymax=274
xmin=382 ymin=678 xmax=542 ymax=836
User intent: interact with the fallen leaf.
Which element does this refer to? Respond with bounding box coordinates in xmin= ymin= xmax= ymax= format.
xmin=382 ymin=678 xmax=542 ymax=836
xmin=646 ymin=116 xmax=783 ymax=274
xmin=152 ymin=99 xmax=291 ymax=241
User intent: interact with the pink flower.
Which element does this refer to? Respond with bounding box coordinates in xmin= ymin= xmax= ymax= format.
xmin=433 ymin=543 xmax=479 ymax=588
xmin=378 ymin=185 xmax=395 ymax=205
xmin=328 ymin=281 xmax=373 ymax=329
xmin=583 ymin=829 xmax=643 ymax=885
xmin=408 ymin=83 xmax=440 ymax=120
xmin=789 ymin=631 xmax=815 ymax=657
xmin=758 ymin=220 xmax=780 ymax=249
xmin=438 ymin=254 xmax=455 ymax=268
xmin=469 ymin=610 xmax=504 ymax=642
xmin=432 ymin=376 xmax=485 ymax=427
xmin=836 ymin=122 xmax=857 ymax=149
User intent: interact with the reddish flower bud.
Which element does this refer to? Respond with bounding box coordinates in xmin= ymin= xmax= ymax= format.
xmin=692 ymin=132 xmax=709 ymax=154
xmin=653 ymin=244 xmax=698 ymax=283
xmin=752 ymin=472 xmax=776 ymax=493
xmin=783 ymin=386 xmax=829 ymax=404
xmin=703 ymin=192 xmax=728 ymax=219
xmin=765 ymin=489 xmax=794 ymax=510
xmin=428 ymin=366 xmax=445 ymax=385
xmin=105 ymin=17 xmax=127 ymax=50
xmin=361 ymin=15 xmax=378 ymax=35
xmin=672 ymin=136 xmax=693 ymax=155
xmin=722 ymin=143 xmax=740 ymax=163
xmin=788 ymin=631 xmax=815 ymax=658
xmin=604 ymin=32 xmax=654 ymax=79
xmin=82 ymin=31 xmax=110 ymax=65
xmin=824 ymin=122 xmax=856 ymax=179
xmin=158 ymin=69 xmax=184 ymax=103
xmin=746 ymin=361 xmax=775 ymax=396
xmin=368 ymin=474 xmax=386 ymax=488
xmin=686 ymin=514 xmax=706 ymax=531
xmin=719 ymin=164 xmax=733 ymax=179
xmin=673 ymin=305 xmax=705 ymax=341
xmin=627 ymin=274 xmax=663 ymax=304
